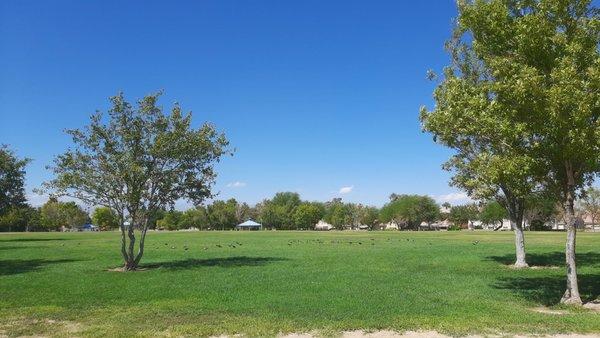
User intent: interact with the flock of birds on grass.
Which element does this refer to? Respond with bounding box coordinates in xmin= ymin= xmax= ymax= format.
xmin=152 ymin=237 xmax=481 ymax=252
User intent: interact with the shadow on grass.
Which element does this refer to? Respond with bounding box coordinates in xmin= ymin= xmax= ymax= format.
xmin=141 ymin=256 xmax=288 ymax=270
xmin=0 ymin=237 xmax=73 ymax=243
xmin=493 ymin=274 xmax=600 ymax=306
xmin=0 ymin=259 xmax=78 ymax=276
xmin=487 ymin=251 xmax=600 ymax=267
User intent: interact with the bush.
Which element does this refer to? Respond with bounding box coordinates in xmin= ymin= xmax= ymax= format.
xmin=448 ymin=224 xmax=462 ymax=231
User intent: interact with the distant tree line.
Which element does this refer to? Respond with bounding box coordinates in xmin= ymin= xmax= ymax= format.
xmin=2 ymin=141 xmax=598 ymax=233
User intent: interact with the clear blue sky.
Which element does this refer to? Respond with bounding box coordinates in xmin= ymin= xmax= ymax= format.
xmin=0 ymin=0 xmax=468 ymax=208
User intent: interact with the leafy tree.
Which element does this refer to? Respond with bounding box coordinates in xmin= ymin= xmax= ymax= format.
xmin=0 ymin=205 xmax=40 ymax=232
xmin=479 ymin=201 xmax=507 ymax=230
xmin=379 ymin=195 xmax=440 ymax=230
xmin=449 ymin=204 xmax=479 ymax=229
xmin=40 ymin=198 xmax=88 ymax=230
xmin=91 ymin=207 xmax=119 ymax=230
xmin=157 ymin=210 xmax=183 ymax=230
xmin=235 ymin=202 xmax=256 ymax=224
xmin=293 ymin=202 xmax=325 ymax=229
xmin=0 ymin=145 xmax=30 ymax=216
xmin=179 ymin=207 xmax=208 ymax=230
xmin=447 ymin=0 xmax=600 ymax=304
xmin=42 ymin=92 xmax=230 ymax=270
xmin=358 ymin=206 xmax=379 ymax=229
xmin=580 ymin=187 xmax=600 ymax=230
xmin=259 ymin=192 xmax=301 ymax=229
xmin=525 ymin=194 xmax=559 ymax=230
xmin=207 ymin=199 xmax=238 ymax=230
xmin=323 ymin=199 xmax=352 ymax=229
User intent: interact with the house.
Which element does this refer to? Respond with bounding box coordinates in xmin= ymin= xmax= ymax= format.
xmin=236 ymin=220 xmax=262 ymax=231
xmin=382 ymin=221 xmax=399 ymax=230
xmin=314 ymin=220 xmax=334 ymax=231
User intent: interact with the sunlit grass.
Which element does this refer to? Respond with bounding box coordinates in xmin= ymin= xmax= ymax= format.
xmin=1 ymin=231 xmax=599 ymax=337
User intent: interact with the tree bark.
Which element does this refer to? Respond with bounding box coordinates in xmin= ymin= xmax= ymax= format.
xmin=561 ymin=187 xmax=582 ymax=304
xmin=513 ymin=220 xmax=528 ymax=268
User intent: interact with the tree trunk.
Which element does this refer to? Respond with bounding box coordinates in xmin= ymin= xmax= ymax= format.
xmin=513 ymin=220 xmax=528 ymax=268
xmin=561 ymin=189 xmax=582 ymax=305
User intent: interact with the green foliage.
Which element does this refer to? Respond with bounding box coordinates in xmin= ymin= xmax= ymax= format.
xmin=379 ymin=195 xmax=440 ymax=230
xmin=0 ymin=205 xmax=40 ymax=232
xmin=0 ymin=145 xmax=30 ymax=216
xmin=293 ymin=202 xmax=325 ymax=230
xmin=580 ymin=187 xmax=600 ymax=225
xmin=479 ymin=201 xmax=507 ymax=227
xmin=157 ymin=211 xmax=183 ymax=230
xmin=207 ymin=199 xmax=238 ymax=230
xmin=449 ymin=204 xmax=479 ymax=228
xmin=258 ymin=192 xmax=301 ymax=229
xmin=42 ymin=92 xmax=230 ymax=269
xmin=40 ymin=198 xmax=88 ymax=230
xmin=179 ymin=207 xmax=208 ymax=230
xmin=91 ymin=207 xmax=119 ymax=230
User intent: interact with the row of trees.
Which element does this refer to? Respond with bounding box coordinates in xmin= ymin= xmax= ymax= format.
xmin=420 ymin=0 xmax=599 ymax=304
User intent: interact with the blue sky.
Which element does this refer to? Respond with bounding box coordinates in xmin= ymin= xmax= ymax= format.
xmin=0 ymin=0 xmax=468 ymax=208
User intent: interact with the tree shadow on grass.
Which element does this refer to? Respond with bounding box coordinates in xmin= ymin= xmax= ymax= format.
xmin=0 ymin=259 xmax=78 ymax=276
xmin=141 ymin=256 xmax=289 ymax=270
xmin=0 ymin=237 xmax=73 ymax=242
xmin=486 ymin=251 xmax=600 ymax=267
xmin=493 ymin=274 xmax=600 ymax=306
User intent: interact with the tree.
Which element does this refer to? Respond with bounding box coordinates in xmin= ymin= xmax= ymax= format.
xmin=179 ymin=207 xmax=208 ymax=230
xmin=449 ymin=204 xmax=479 ymax=229
xmin=157 ymin=210 xmax=183 ymax=230
xmin=40 ymin=198 xmax=88 ymax=231
xmin=450 ymin=0 xmax=600 ymax=305
xmin=259 ymin=192 xmax=301 ymax=229
xmin=92 ymin=207 xmax=119 ymax=230
xmin=42 ymin=92 xmax=230 ymax=270
xmin=323 ymin=199 xmax=352 ymax=229
xmin=293 ymin=202 xmax=325 ymax=229
xmin=207 ymin=199 xmax=238 ymax=230
xmin=358 ymin=206 xmax=379 ymax=229
xmin=479 ymin=201 xmax=507 ymax=230
xmin=0 ymin=145 xmax=30 ymax=216
xmin=379 ymin=195 xmax=440 ymax=230
xmin=525 ymin=194 xmax=558 ymax=230
xmin=0 ymin=205 xmax=40 ymax=232
xmin=580 ymin=187 xmax=600 ymax=230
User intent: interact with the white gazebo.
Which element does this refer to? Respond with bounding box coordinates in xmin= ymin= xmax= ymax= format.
xmin=236 ymin=220 xmax=262 ymax=231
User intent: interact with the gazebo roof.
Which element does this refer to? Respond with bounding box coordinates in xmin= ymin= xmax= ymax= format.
xmin=238 ymin=220 xmax=261 ymax=227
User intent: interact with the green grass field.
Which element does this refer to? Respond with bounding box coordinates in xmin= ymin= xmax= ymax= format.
xmin=1 ymin=231 xmax=599 ymax=337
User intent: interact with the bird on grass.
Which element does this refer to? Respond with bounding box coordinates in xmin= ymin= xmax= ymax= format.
xmin=472 ymin=240 xmax=479 ymax=245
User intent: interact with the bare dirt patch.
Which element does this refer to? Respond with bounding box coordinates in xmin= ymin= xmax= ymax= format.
xmin=277 ymin=331 xmax=600 ymax=338
xmin=530 ymin=306 xmax=569 ymax=315
xmin=583 ymin=300 xmax=600 ymax=312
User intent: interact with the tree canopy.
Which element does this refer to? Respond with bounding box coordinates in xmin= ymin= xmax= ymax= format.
xmin=43 ymin=92 xmax=230 ymax=270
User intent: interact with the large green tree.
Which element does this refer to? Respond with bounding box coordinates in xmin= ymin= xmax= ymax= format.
xmin=450 ymin=0 xmax=600 ymax=305
xmin=293 ymin=202 xmax=325 ymax=229
xmin=259 ymin=192 xmax=301 ymax=229
xmin=43 ymin=92 xmax=230 ymax=270
xmin=207 ymin=199 xmax=238 ymax=230
xmin=0 ymin=145 xmax=30 ymax=216
xmin=379 ymin=195 xmax=440 ymax=230
xmin=91 ymin=207 xmax=119 ymax=230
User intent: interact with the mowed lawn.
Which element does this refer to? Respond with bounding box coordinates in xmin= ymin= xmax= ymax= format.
xmin=1 ymin=231 xmax=599 ymax=337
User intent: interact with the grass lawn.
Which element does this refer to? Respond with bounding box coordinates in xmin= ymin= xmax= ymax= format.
xmin=1 ymin=230 xmax=599 ymax=337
